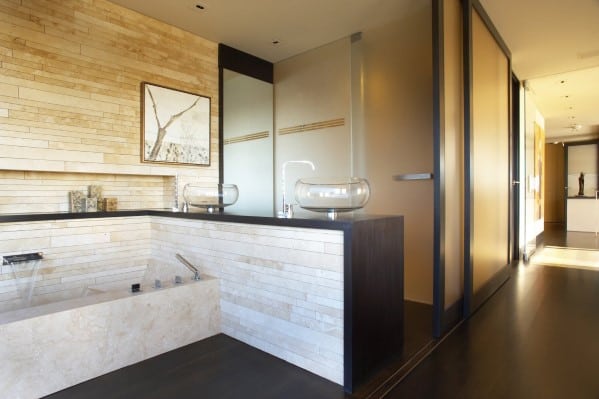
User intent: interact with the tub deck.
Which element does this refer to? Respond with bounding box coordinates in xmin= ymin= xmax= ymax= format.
xmin=0 ymin=277 xmax=220 ymax=399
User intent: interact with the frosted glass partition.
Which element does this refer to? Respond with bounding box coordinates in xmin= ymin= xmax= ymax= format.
xmin=443 ymin=0 xmax=465 ymax=310
xmin=273 ymin=39 xmax=352 ymax=217
xmin=223 ymin=69 xmax=274 ymax=214
xmin=471 ymin=10 xmax=510 ymax=292
xmin=351 ymin=2 xmax=434 ymax=304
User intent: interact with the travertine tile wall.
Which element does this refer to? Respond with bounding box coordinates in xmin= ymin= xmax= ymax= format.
xmin=2 ymin=277 xmax=221 ymax=399
xmin=0 ymin=0 xmax=219 ymax=208
xmin=0 ymin=216 xmax=151 ymax=312
xmin=150 ymin=216 xmax=345 ymax=384
xmin=0 ymin=215 xmax=345 ymax=384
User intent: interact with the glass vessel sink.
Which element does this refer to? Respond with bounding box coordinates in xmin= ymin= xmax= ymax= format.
xmin=294 ymin=177 xmax=370 ymax=219
xmin=183 ymin=183 xmax=238 ymax=212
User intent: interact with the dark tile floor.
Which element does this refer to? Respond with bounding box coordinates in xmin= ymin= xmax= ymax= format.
xmin=45 ymin=301 xmax=433 ymax=399
xmin=45 ymin=333 xmax=347 ymax=399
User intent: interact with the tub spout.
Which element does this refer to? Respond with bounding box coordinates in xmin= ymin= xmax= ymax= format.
xmin=175 ymin=253 xmax=201 ymax=280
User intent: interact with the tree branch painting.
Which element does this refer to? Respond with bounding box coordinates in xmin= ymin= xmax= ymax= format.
xmin=141 ymin=82 xmax=211 ymax=165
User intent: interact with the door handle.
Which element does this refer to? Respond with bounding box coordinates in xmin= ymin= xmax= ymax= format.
xmin=512 ymin=180 xmax=520 ymax=186
xmin=393 ymin=173 xmax=433 ymax=181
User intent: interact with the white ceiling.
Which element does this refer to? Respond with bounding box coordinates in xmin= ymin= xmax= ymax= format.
xmin=109 ymin=0 xmax=599 ymax=140
xmin=480 ymin=0 xmax=599 ymax=140
xmin=106 ymin=0 xmax=421 ymax=63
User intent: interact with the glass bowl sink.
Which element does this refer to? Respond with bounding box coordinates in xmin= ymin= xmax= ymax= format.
xmin=294 ymin=177 xmax=370 ymax=219
xmin=183 ymin=183 xmax=238 ymax=212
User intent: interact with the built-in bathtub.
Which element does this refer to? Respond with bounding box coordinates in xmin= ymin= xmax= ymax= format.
xmin=0 ymin=275 xmax=220 ymax=399
xmin=0 ymin=211 xmax=403 ymax=394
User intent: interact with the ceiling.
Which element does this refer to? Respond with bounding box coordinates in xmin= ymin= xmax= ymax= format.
xmin=106 ymin=0 xmax=421 ymax=63
xmin=480 ymin=0 xmax=599 ymax=140
xmin=109 ymin=0 xmax=599 ymax=140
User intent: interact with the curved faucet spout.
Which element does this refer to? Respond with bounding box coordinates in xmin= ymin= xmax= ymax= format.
xmin=281 ymin=160 xmax=315 ymax=218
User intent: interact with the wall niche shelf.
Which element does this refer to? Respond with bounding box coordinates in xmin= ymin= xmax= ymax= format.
xmin=0 ymin=169 xmax=183 ymax=214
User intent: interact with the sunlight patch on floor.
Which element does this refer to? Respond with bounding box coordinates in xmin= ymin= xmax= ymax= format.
xmin=531 ymin=246 xmax=599 ymax=271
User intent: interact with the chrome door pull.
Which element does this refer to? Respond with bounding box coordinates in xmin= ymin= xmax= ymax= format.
xmin=393 ymin=173 xmax=433 ymax=181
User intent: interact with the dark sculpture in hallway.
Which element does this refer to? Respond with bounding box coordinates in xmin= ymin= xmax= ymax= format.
xmin=578 ymin=172 xmax=585 ymax=196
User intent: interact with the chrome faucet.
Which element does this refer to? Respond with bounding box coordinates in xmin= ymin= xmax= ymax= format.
xmin=281 ymin=160 xmax=315 ymax=218
xmin=175 ymin=253 xmax=201 ymax=280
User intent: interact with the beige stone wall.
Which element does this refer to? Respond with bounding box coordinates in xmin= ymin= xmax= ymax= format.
xmin=0 ymin=0 xmax=219 ymax=211
xmin=0 ymin=215 xmax=344 ymax=385
xmin=0 ymin=216 xmax=152 ymax=312
xmin=151 ymin=216 xmax=344 ymax=384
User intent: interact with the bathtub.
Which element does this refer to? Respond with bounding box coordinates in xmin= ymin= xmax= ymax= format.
xmin=0 ymin=276 xmax=221 ymax=399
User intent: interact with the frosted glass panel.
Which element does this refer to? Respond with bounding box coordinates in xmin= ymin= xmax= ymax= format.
xmin=351 ymin=2 xmax=434 ymax=304
xmin=471 ymin=11 xmax=510 ymax=292
xmin=274 ymin=39 xmax=351 ymax=217
xmin=443 ymin=0 xmax=465 ymax=309
xmin=223 ymin=69 xmax=274 ymax=214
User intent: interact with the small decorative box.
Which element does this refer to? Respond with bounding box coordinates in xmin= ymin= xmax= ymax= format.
xmin=89 ymin=185 xmax=104 ymax=211
xmin=82 ymin=197 xmax=97 ymax=212
xmin=103 ymin=197 xmax=118 ymax=211
xmin=69 ymin=191 xmax=86 ymax=213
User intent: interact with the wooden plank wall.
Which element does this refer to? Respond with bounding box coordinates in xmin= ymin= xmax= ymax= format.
xmin=0 ymin=0 xmax=219 ymax=212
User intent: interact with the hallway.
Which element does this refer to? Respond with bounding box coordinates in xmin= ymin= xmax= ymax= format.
xmin=385 ymin=262 xmax=599 ymax=398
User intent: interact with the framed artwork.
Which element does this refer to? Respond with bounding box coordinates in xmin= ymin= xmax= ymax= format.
xmin=141 ymin=82 xmax=211 ymax=166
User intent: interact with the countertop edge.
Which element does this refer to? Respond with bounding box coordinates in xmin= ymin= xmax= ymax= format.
xmin=0 ymin=209 xmax=402 ymax=230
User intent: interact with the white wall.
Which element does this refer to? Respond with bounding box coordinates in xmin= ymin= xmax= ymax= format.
xmin=567 ymin=144 xmax=598 ymax=197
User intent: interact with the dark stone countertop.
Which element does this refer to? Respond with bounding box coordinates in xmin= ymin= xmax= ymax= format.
xmin=0 ymin=208 xmax=401 ymax=231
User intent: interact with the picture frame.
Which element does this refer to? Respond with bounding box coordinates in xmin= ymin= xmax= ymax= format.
xmin=141 ymin=82 xmax=211 ymax=166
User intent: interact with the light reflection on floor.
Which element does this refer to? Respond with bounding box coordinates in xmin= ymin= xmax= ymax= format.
xmin=531 ymin=246 xmax=599 ymax=271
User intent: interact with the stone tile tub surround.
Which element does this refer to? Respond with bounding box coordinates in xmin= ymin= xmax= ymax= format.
xmin=151 ymin=216 xmax=345 ymax=385
xmin=0 ymin=277 xmax=220 ymax=399
xmin=0 ymin=214 xmax=345 ymax=386
xmin=0 ymin=217 xmax=152 ymax=313
xmin=0 ymin=211 xmax=404 ymax=394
